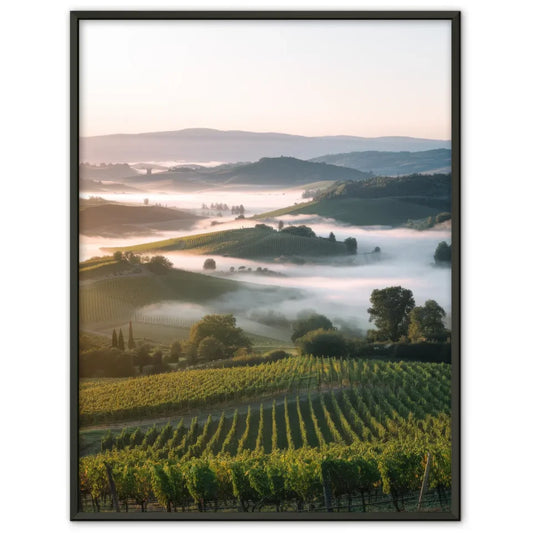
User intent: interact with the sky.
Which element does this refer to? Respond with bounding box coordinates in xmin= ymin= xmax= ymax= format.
xmin=80 ymin=19 xmax=451 ymax=139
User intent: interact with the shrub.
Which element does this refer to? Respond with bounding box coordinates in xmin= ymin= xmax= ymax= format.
xmin=297 ymin=328 xmax=349 ymax=357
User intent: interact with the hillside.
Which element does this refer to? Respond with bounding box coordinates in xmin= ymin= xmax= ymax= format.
xmin=79 ymin=262 xmax=275 ymax=326
xmin=116 ymin=156 xmax=369 ymax=190
xmin=80 ymin=127 xmax=451 ymax=163
xmin=257 ymin=174 xmax=451 ymax=226
xmin=310 ymin=148 xmax=451 ymax=176
xmin=79 ymin=163 xmax=139 ymax=179
xmin=210 ymin=156 xmax=370 ymax=185
xmin=79 ymin=204 xmax=202 ymax=236
xmin=109 ymin=226 xmax=349 ymax=259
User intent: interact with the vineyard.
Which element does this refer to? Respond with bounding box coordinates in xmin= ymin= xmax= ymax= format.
xmin=80 ymin=356 xmax=451 ymax=426
xmin=79 ymin=268 xmax=253 ymax=326
xmin=111 ymin=226 xmax=348 ymax=258
xmin=80 ymin=384 xmax=451 ymax=513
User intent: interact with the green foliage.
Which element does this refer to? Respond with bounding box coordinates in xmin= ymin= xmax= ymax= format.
xmin=80 ymin=356 xmax=450 ymax=427
xmin=186 ymin=460 xmax=218 ymax=509
xmin=434 ymin=241 xmax=452 ymax=263
xmin=113 ymin=226 xmax=347 ymax=260
xmin=111 ymin=329 xmax=117 ymax=348
xmin=291 ymin=312 xmax=334 ymax=342
xmin=147 ymin=255 xmax=173 ymax=273
xmin=100 ymin=430 xmax=113 ymax=452
xmin=281 ymin=225 xmax=317 ymax=238
xmin=297 ymin=329 xmax=349 ymax=358
xmin=79 ymin=347 xmax=134 ymax=378
xmin=189 ymin=314 xmax=251 ymax=359
xmin=408 ymin=300 xmax=448 ymax=342
xmin=152 ymin=464 xmax=187 ymax=511
xmin=378 ymin=448 xmax=426 ymax=510
xmin=169 ymin=340 xmax=182 ymax=361
xmin=344 ymin=237 xmax=358 ymax=254
xmin=196 ymin=336 xmax=225 ymax=362
xmin=135 ymin=343 xmax=152 ymax=372
xmin=117 ymin=329 xmax=125 ymax=351
xmin=203 ymin=258 xmax=216 ymax=270
xmin=368 ymin=286 xmax=415 ymax=342
xmin=127 ymin=321 xmax=136 ymax=350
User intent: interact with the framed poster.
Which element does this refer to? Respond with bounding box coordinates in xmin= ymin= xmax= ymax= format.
xmin=71 ymin=11 xmax=460 ymax=520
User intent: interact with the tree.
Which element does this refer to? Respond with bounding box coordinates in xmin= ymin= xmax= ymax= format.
xmin=367 ymin=286 xmax=415 ymax=342
xmin=297 ymin=329 xmax=349 ymax=357
xmin=118 ymin=329 xmax=125 ymax=351
xmin=434 ymin=241 xmax=451 ymax=263
xmin=111 ymin=329 xmax=118 ymax=348
xmin=408 ymin=300 xmax=448 ymax=342
xmin=291 ymin=313 xmax=334 ymax=342
xmin=328 ymin=232 xmax=336 ymax=242
xmin=135 ymin=344 xmax=152 ymax=373
xmin=203 ymin=258 xmax=216 ymax=270
xmin=278 ymin=220 xmax=284 ymax=231
xmin=281 ymin=225 xmax=316 ymax=238
xmin=169 ymin=340 xmax=182 ymax=361
xmin=189 ymin=314 xmax=251 ymax=358
xmin=151 ymin=350 xmax=164 ymax=373
xmin=127 ymin=321 xmax=136 ymax=350
xmin=344 ymin=237 xmax=358 ymax=254
xmin=147 ymin=255 xmax=173 ymax=273
xmin=113 ymin=251 xmax=124 ymax=262
xmin=196 ymin=336 xmax=225 ymax=362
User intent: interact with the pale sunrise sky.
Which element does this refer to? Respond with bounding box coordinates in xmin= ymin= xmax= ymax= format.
xmin=79 ymin=19 xmax=451 ymax=139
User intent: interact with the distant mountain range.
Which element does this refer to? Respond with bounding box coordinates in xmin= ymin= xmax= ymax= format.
xmin=310 ymin=149 xmax=451 ymax=176
xmin=80 ymin=128 xmax=451 ymax=164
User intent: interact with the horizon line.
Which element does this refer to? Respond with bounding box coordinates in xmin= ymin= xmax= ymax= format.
xmin=81 ymin=127 xmax=451 ymax=143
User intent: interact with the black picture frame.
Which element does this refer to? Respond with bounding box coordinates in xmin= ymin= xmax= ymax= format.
xmin=71 ymin=10 xmax=460 ymax=521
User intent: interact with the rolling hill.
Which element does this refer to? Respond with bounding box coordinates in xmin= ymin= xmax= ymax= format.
xmin=80 ymin=128 xmax=451 ymax=163
xmin=310 ymin=148 xmax=451 ymax=176
xmin=79 ymin=204 xmax=202 ymax=236
xmin=113 ymin=156 xmax=370 ymax=190
xmin=108 ymin=225 xmax=350 ymax=259
xmin=208 ymin=156 xmax=370 ymax=185
xmin=256 ymin=174 xmax=451 ymax=226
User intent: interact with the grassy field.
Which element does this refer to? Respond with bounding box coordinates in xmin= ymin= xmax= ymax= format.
xmin=256 ymin=197 xmax=446 ymax=226
xmin=108 ymin=226 xmax=348 ymax=258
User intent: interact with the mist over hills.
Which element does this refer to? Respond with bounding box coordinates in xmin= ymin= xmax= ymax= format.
xmin=310 ymin=149 xmax=451 ymax=176
xmin=112 ymin=156 xmax=370 ymax=191
xmin=80 ymin=128 xmax=451 ymax=164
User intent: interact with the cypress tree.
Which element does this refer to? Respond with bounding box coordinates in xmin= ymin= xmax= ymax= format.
xmin=118 ymin=329 xmax=125 ymax=351
xmin=128 ymin=321 xmax=136 ymax=350
xmin=111 ymin=329 xmax=118 ymax=348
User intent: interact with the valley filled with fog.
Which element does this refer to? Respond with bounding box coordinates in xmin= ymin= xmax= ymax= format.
xmin=80 ymin=185 xmax=451 ymax=336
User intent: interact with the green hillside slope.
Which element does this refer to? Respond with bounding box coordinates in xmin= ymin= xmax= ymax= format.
xmin=110 ymin=226 xmax=348 ymax=258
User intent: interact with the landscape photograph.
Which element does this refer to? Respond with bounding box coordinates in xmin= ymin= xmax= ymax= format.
xmin=74 ymin=14 xmax=458 ymax=518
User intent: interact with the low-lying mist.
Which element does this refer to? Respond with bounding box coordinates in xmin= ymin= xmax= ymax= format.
xmin=79 ymin=189 xmax=452 ymax=334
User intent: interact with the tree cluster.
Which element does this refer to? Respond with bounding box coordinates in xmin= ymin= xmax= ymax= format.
xmin=179 ymin=314 xmax=252 ymax=365
xmin=367 ymin=286 xmax=448 ymax=343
